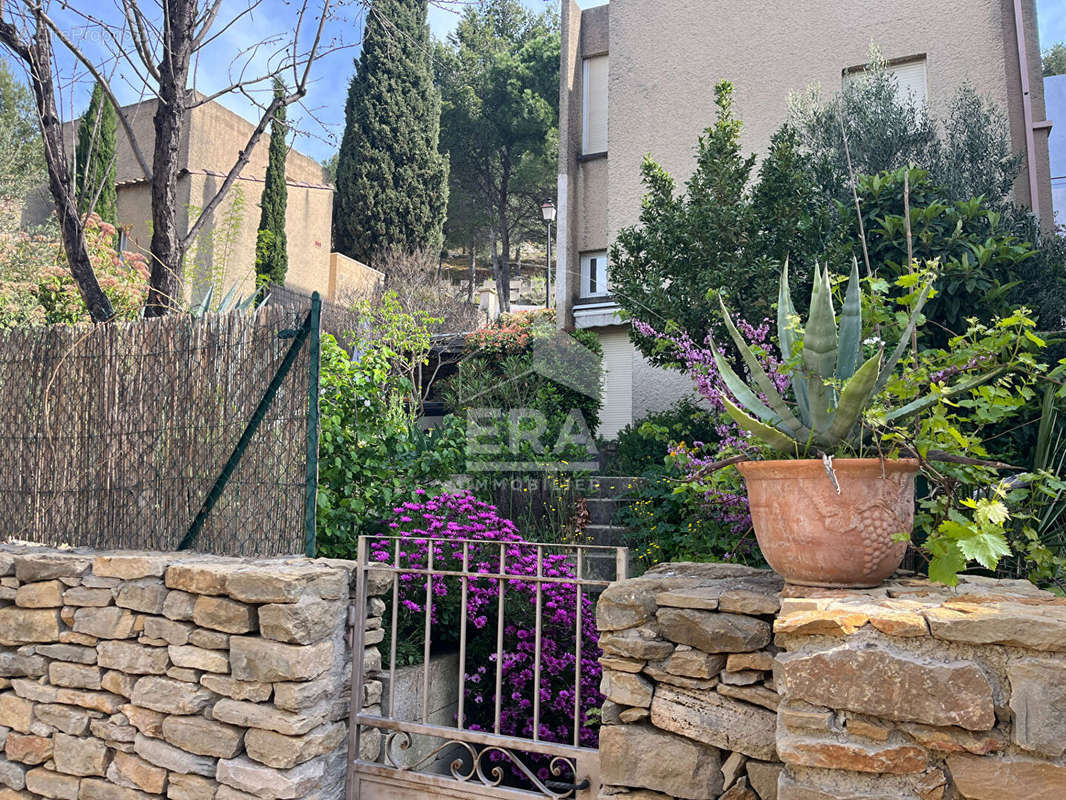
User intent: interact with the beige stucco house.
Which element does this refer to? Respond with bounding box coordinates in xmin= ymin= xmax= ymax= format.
xmin=90 ymin=96 xmax=376 ymax=305
xmin=556 ymin=0 xmax=1054 ymax=438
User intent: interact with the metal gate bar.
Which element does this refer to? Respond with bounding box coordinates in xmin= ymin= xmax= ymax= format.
xmin=348 ymin=534 xmax=627 ymax=800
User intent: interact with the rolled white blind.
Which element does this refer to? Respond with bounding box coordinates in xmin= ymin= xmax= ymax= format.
xmin=583 ymin=56 xmax=609 ymax=154
xmin=844 ymin=57 xmax=927 ymax=107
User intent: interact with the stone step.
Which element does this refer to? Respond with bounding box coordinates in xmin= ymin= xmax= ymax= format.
xmin=589 ymin=476 xmax=644 ymax=498
xmin=586 ymin=497 xmax=624 ymax=525
xmin=582 ymin=524 xmax=630 ymax=547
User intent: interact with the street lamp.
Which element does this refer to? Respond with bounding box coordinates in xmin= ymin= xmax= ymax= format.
xmin=541 ymin=200 xmax=556 ymax=308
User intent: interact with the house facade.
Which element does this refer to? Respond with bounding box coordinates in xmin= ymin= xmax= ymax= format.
xmin=60 ymin=96 xmax=376 ymax=306
xmin=556 ymin=0 xmax=1054 ymax=438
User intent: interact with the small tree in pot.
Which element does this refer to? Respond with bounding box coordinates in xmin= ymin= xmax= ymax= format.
xmin=711 ymin=258 xmax=1042 ymax=587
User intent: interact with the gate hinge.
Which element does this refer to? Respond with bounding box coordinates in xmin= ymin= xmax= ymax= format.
xmin=347 ymin=605 xmax=358 ymax=650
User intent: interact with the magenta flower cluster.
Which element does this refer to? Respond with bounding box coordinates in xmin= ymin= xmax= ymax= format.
xmin=633 ymin=317 xmax=789 ymax=534
xmin=372 ymin=491 xmax=603 ymax=780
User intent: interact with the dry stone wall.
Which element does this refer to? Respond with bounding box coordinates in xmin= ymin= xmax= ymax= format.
xmin=597 ymin=564 xmax=1066 ymax=800
xmin=596 ymin=563 xmax=786 ymax=800
xmin=0 ymin=546 xmax=384 ymax=800
xmin=774 ymin=575 xmax=1066 ymax=800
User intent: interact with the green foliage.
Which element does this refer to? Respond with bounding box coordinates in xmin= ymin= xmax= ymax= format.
xmin=610 ymin=83 xmax=825 ymax=366
xmin=790 ymin=57 xmax=1019 ymax=207
xmin=1002 ymin=210 xmax=1066 ymax=357
xmin=617 ymin=465 xmax=763 ymax=572
xmin=0 ymin=215 xmax=148 ymax=327
xmin=1044 ymin=43 xmax=1066 ymax=77
xmin=605 ymin=399 xmax=720 ymax=477
xmin=75 ymin=83 xmax=117 ymax=224
xmin=838 ymin=168 xmax=1038 ymax=345
xmin=184 ymin=186 xmax=246 ymax=300
xmin=255 ymin=79 xmax=288 ymax=287
xmin=0 ymin=62 xmax=44 ymax=217
xmin=321 ymin=153 xmax=338 ymax=184
xmin=333 ymin=0 xmax=448 ymax=265
xmin=186 ymin=283 xmax=260 ymax=317
xmin=441 ymin=309 xmax=603 ymax=452
xmin=315 ymin=293 xmax=467 ymax=558
xmin=718 ymin=259 xmax=944 ymax=455
xmin=872 ymin=308 xmax=1055 ymax=584
xmin=435 ymin=0 xmax=558 ymax=307
xmin=884 ymin=370 xmax=1066 ymax=588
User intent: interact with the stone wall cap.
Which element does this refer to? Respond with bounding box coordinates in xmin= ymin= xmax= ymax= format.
xmin=775 ymin=574 xmax=1065 ymax=646
xmin=644 ymin=563 xmax=772 ymax=580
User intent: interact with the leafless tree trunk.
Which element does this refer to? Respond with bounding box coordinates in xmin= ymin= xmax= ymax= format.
xmin=467 ymin=238 xmax=475 ymax=303
xmin=497 ymin=171 xmax=511 ymax=313
xmin=0 ymin=7 xmax=114 ymax=322
xmin=144 ymin=0 xmax=196 ymax=315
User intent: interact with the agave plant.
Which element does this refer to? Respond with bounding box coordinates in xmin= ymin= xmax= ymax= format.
xmin=710 ymin=258 xmax=946 ymax=456
xmin=187 ymin=284 xmax=264 ymax=317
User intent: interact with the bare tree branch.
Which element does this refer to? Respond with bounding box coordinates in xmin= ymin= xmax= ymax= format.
xmin=37 ymin=8 xmax=154 ymax=179
xmin=0 ymin=1 xmax=114 ymax=321
xmin=122 ymin=0 xmax=161 ymax=82
xmin=191 ymin=0 xmax=225 ymax=49
xmin=183 ymin=0 xmax=331 ymax=249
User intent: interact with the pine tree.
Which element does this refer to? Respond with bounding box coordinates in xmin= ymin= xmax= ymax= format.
xmin=333 ymin=0 xmax=448 ymax=266
xmin=75 ymin=82 xmax=117 ymax=224
xmin=255 ymin=78 xmax=289 ymax=286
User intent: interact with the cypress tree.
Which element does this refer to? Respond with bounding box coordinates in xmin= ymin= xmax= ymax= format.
xmin=332 ymin=0 xmax=448 ymax=266
xmin=75 ymin=82 xmax=117 ymax=224
xmin=255 ymin=78 xmax=289 ymax=286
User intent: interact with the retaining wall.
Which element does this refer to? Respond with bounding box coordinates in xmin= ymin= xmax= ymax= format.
xmin=596 ymin=563 xmax=1066 ymax=800
xmin=0 ymin=546 xmax=383 ymax=800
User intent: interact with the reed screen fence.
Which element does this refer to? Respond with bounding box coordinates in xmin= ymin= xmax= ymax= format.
xmin=0 ymin=302 xmax=319 ymax=555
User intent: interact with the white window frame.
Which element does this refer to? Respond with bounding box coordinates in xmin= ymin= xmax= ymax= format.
xmin=580 ymin=251 xmax=609 ymax=298
xmin=582 ymin=55 xmax=608 ymax=155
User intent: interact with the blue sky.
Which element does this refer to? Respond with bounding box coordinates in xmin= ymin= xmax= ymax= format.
xmin=4 ymin=0 xmax=1064 ymax=165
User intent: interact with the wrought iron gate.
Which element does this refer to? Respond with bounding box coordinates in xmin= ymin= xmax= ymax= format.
xmin=347 ymin=535 xmax=628 ymax=800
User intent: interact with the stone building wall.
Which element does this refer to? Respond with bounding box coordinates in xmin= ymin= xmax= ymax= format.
xmin=596 ymin=563 xmax=1066 ymax=800
xmin=0 ymin=546 xmax=383 ymax=800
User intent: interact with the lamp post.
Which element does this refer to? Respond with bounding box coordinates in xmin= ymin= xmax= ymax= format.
xmin=541 ymin=200 xmax=556 ymax=308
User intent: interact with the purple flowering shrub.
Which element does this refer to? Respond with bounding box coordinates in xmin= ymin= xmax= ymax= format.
xmin=371 ymin=491 xmax=603 ymax=783
xmin=631 ymin=317 xmax=787 ymax=535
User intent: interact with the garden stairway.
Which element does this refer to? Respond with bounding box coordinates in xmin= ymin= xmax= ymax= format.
xmin=581 ymin=476 xmax=643 ymax=581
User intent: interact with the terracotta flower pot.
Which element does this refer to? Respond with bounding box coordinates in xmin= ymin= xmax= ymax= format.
xmin=737 ymin=458 xmax=920 ymax=588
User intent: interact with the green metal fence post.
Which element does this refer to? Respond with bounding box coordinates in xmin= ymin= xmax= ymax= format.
xmin=304 ymin=292 xmax=322 ymax=557
xmin=178 ymin=306 xmax=315 ymax=553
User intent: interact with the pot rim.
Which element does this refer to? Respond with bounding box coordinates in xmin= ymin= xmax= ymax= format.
xmin=736 ymin=457 xmax=920 ymax=478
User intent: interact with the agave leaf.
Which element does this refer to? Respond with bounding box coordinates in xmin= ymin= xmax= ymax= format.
xmin=722 ymin=396 xmax=801 ymax=455
xmin=217 ymin=284 xmax=238 ymax=313
xmin=836 ymin=256 xmax=862 ymax=381
xmin=880 ymin=366 xmax=1008 ymax=423
xmin=777 ymin=257 xmax=795 ymax=362
xmin=871 ymin=277 xmax=936 ymax=399
xmin=777 ymin=258 xmax=811 ymax=426
xmin=803 ymin=263 xmax=838 ymax=435
xmin=1034 ymin=383 xmax=1057 ymax=471
xmin=719 ymin=294 xmax=809 ymax=438
xmin=709 ymin=337 xmax=789 ymax=430
xmin=193 ymin=285 xmax=214 ymax=317
xmin=825 ymin=352 xmax=881 ymax=445
xmin=238 ymin=292 xmax=260 ymax=313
